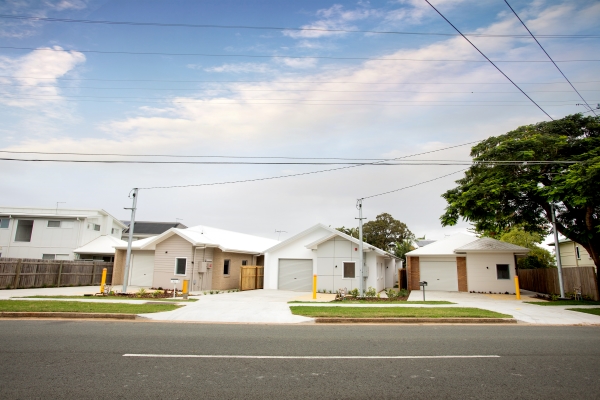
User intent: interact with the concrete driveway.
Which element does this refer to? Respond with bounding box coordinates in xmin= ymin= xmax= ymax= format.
xmin=139 ymin=290 xmax=314 ymax=324
xmin=407 ymin=290 xmax=600 ymax=325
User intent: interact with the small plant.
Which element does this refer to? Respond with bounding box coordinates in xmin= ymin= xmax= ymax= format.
xmin=157 ymin=287 xmax=163 ymax=290
xmin=152 ymin=290 xmax=162 ymax=298
xmin=328 ymin=290 xmax=332 ymax=294
xmin=385 ymin=288 xmax=397 ymax=299
xmin=349 ymin=288 xmax=359 ymax=297
xmin=203 ymin=292 xmax=207 ymax=295
xmin=376 ymin=292 xmax=381 ymax=299
xmin=398 ymin=289 xmax=409 ymax=297
xmin=209 ymin=290 xmax=214 ymax=295
xmin=136 ymin=288 xmax=147 ymax=298
xmin=365 ymin=287 xmax=376 ymax=298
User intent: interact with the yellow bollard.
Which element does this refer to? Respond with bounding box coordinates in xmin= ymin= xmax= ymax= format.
xmin=312 ymin=274 xmax=317 ymax=300
xmin=182 ymin=279 xmax=189 ymax=300
xmin=514 ymin=276 xmax=521 ymax=300
xmin=100 ymin=268 xmax=107 ymax=295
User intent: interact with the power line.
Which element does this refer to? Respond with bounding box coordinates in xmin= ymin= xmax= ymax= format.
xmin=361 ymin=169 xmax=468 ymax=200
xmin=3 ymin=75 xmax=598 ymax=85
xmin=1 ymin=14 xmax=597 ymax=39
xmin=503 ymin=0 xmax=598 ymax=117
xmin=1 ymin=46 xmax=597 ymax=63
xmin=424 ymin=0 xmax=554 ymax=121
xmin=2 ymin=83 xmax=598 ymax=94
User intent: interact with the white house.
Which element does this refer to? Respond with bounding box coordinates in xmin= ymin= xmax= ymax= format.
xmin=113 ymin=225 xmax=278 ymax=291
xmin=405 ymin=233 xmax=530 ymax=293
xmin=263 ymin=224 xmax=400 ymax=293
xmin=0 ymin=206 xmax=127 ymax=261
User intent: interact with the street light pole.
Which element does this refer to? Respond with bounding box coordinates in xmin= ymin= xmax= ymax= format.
xmin=551 ymin=203 xmax=566 ymax=298
xmin=122 ymin=188 xmax=138 ymax=293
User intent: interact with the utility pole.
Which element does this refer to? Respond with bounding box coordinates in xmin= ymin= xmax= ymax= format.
xmin=275 ymin=230 xmax=287 ymax=240
xmin=356 ymin=199 xmax=366 ymax=296
xmin=551 ymin=203 xmax=566 ymax=298
xmin=122 ymin=188 xmax=138 ymax=293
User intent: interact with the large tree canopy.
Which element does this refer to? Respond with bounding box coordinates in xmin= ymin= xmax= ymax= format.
xmin=337 ymin=212 xmax=413 ymax=252
xmin=497 ymin=226 xmax=555 ymax=269
xmin=440 ymin=114 xmax=600 ymax=275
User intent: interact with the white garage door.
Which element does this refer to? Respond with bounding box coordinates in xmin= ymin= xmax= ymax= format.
xmin=130 ymin=252 xmax=155 ymax=287
xmin=278 ymin=259 xmax=313 ymax=291
xmin=419 ymin=259 xmax=458 ymax=291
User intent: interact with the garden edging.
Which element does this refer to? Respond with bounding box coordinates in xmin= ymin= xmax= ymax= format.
xmin=315 ymin=317 xmax=517 ymax=324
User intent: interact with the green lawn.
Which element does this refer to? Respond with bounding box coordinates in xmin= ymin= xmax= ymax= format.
xmin=20 ymin=295 xmax=198 ymax=302
xmin=525 ymin=300 xmax=600 ymax=306
xmin=288 ymin=300 xmax=454 ymax=305
xmin=0 ymin=300 xmax=180 ymax=314
xmin=566 ymin=308 xmax=600 ymax=316
xmin=289 ymin=306 xmax=511 ymax=318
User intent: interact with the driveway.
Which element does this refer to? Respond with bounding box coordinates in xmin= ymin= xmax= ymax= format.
xmin=407 ymin=290 xmax=600 ymax=325
xmin=139 ymin=290 xmax=314 ymax=324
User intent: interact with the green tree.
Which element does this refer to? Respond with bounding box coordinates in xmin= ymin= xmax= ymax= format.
xmin=440 ymin=114 xmax=600 ymax=283
xmin=496 ymin=226 xmax=555 ymax=269
xmin=336 ymin=213 xmax=413 ymax=252
xmin=393 ymin=238 xmax=415 ymax=262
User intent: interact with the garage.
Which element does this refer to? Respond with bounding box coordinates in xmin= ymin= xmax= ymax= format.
xmin=129 ymin=251 xmax=155 ymax=287
xmin=419 ymin=257 xmax=458 ymax=291
xmin=278 ymin=259 xmax=313 ymax=291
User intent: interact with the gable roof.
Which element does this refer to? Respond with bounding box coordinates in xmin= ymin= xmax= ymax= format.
xmin=116 ymin=225 xmax=278 ymax=254
xmin=122 ymin=221 xmax=187 ymax=235
xmin=455 ymin=237 xmax=529 ymax=253
xmin=263 ymin=223 xmax=398 ymax=258
xmin=406 ymin=233 xmax=530 ymax=256
xmin=74 ymin=235 xmax=128 ymax=255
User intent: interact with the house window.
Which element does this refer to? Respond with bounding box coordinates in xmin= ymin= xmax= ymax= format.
xmin=496 ymin=264 xmax=510 ymax=280
xmin=175 ymin=258 xmax=187 ymax=275
xmin=42 ymin=254 xmax=56 ymax=260
xmin=242 ymin=260 xmax=248 ymax=266
xmin=343 ymin=262 xmax=356 ymax=278
xmin=0 ymin=219 xmax=9 ymax=229
xmin=224 ymin=259 xmax=230 ymax=275
xmin=14 ymin=220 xmax=34 ymax=242
xmin=88 ymin=223 xmax=101 ymax=231
xmin=575 ymin=246 xmax=581 ymax=260
xmin=47 ymin=220 xmax=61 ymax=228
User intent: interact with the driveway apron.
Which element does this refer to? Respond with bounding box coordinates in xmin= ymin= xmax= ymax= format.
xmin=138 ymin=289 xmax=314 ymax=323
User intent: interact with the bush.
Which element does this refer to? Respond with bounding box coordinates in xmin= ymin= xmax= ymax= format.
xmin=152 ymin=290 xmax=162 ymax=298
xmin=136 ymin=288 xmax=147 ymax=298
xmin=385 ymin=288 xmax=397 ymax=298
xmin=349 ymin=288 xmax=359 ymax=297
xmin=365 ymin=287 xmax=376 ymax=298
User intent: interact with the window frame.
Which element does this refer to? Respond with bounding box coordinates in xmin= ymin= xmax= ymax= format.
xmin=174 ymin=257 xmax=187 ymax=276
xmin=0 ymin=219 xmax=9 ymax=229
xmin=223 ymin=259 xmax=231 ymax=276
xmin=241 ymin=260 xmax=248 ymax=266
xmin=575 ymin=246 xmax=581 ymax=260
xmin=342 ymin=261 xmax=356 ymax=279
xmin=47 ymin=220 xmax=61 ymax=228
xmin=14 ymin=220 xmax=34 ymax=242
xmin=496 ymin=264 xmax=510 ymax=280
xmin=42 ymin=254 xmax=56 ymax=260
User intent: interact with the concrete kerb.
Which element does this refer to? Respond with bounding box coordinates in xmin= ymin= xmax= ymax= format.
xmin=0 ymin=312 xmax=136 ymax=320
xmin=315 ymin=317 xmax=517 ymax=324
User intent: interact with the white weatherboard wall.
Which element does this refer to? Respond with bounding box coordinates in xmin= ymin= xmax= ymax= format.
xmin=466 ymin=253 xmax=516 ymax=293
xmin=153 ymin=234 xmax=193 ymax=290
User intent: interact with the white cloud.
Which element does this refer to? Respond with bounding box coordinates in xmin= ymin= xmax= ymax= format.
xmin=0 ymin=46 xmax=86 ymax=110
xmin=275 ymin=57 xmax=318 ymax=69
xmin=204 ymin=62 xmax=275 ymax=74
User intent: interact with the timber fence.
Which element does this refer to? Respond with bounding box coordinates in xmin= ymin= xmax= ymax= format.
xmin=239 ymin=266 xmax=264 ymax=291
xmin=517 ymin=267 xmax=598 ymax=301
xmin=0 ymin=258 xmax=113 ymax=289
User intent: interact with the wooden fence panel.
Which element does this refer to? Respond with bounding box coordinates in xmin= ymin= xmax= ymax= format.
xmin=0 ymin=258 xmax=113 ymax=289
xmin=240 ymin=266 xmax=264 ymax=291
xmin=517 ymin=267 xmax=598 ymax=301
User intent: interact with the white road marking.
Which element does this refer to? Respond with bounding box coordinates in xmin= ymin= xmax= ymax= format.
xmin=123 ymin=354 xmax=500 ymax=359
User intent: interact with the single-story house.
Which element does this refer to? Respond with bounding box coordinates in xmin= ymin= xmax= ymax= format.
xmin=548 ymin=238 xmax=595 ymax=270
xmin=405 ymin=233 xmax=529 ymax=293
xmin=263 ymin=224 xmax=400 ymax=293
xmin=113 ymin=225 xmax=278 ymax=291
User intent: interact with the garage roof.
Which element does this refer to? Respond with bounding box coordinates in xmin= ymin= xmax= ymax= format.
xmin=74 ymin=235 xmax=128 ymax=255
xmin=455 ymin=238 xmax=529 ymax=253
xmin=406 ymin=233 xmax=530 ymax=256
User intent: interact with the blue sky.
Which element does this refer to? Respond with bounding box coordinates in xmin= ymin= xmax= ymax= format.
xmin=0 ymin=0 xmax=599 ymax=241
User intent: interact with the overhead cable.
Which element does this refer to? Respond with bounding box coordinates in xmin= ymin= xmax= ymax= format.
xmin=1 ymin=14 xmax=597 ymax=38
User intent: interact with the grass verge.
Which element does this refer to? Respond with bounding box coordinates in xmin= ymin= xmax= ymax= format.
xmin=566 ymin=308 xmax=600 ymax=316
xmin=289 ymin=306 xmax=511 ymax=318
xmin=288 ymin=300 xmax=454 ymax=305
xmin=20 ymin=296 xmax=198 ymax=302
xmin=525 ymin=300 xmax=600 ymax=306
xmin=0 ymin=300 xmax=180 ymax=314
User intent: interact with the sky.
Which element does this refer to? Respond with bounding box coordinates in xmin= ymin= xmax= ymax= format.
xmin=0 ymin=0 xmax=599 ymax=243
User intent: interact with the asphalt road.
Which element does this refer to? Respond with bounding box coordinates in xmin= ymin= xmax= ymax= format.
xmin=0 ymin=321 xmax=598 ymax=399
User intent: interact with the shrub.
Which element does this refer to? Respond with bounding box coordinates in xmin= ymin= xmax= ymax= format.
xmin=398 ymin=289 xmax=409 ymax=297
xmin=365 ymin=287 xmax=376 ymax=298
xmin=349 ymin=288 xmax=359 ymax=297
xmin=152 ymin=290 xmax=162 ymax=298
xmin=136 ymin=288 xmax=147 ymax=298
xmin=385 ymin=288 xmax=397 ymax=298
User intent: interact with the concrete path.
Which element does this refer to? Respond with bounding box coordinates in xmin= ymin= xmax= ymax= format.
xmin=407 ymin=290 xmax=600 ymax=325
xmin=139 ymin=289 xmax=314 ymax=324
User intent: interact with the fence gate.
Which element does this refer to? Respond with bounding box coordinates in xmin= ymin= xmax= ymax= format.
xmin=240 ymin=266 xmax=264 ymax=291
